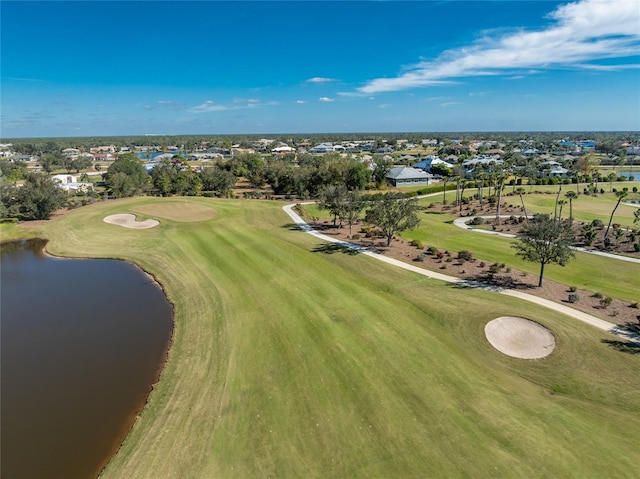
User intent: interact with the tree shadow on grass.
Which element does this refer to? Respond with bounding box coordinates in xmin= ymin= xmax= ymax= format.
xmin=282 ymin=222 xmax=316 ymax=233
xmin=312 ymin=243 xmax=361 ymax=256
xmin=601 ymin=339 xmax=640 ymax=354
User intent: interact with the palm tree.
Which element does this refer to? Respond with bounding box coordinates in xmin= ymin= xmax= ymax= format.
xmin=604 ymin=189 xmax=628 ymax=241
xmin=557 ymin=199 xmax=566 ymax=220
xmin=553 ymin=184 xmax=563 ymax=220
xmin=565 ymin=191 xmax=577 ymax=226
xmin=494 ymin=173 xmax=507 ymax=225
xmin=515 ymin=187 xmax=528 ymax=223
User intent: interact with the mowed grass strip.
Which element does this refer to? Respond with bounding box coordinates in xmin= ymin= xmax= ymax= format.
xmin=9 ymin=197 xmax=640 ymax=478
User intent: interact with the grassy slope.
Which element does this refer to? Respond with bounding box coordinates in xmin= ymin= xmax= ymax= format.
xmin=7 ymin=197 xmax=640 ymax=478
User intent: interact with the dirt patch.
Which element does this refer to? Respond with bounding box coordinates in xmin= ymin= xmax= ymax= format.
xmin=103 ymin=214 xmax=159 ymax=229
xmin=485 ymin=316 xmax=555 ymax=359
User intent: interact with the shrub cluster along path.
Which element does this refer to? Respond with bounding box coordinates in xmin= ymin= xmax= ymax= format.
xmin=283 ymin=204 xmax=640 ymax=345
xmin=453 ymin=216 xmax=640 ymax=264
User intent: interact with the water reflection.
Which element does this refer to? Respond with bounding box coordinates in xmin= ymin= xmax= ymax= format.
xmin=1 ymin=240 xmax=173 ymax=479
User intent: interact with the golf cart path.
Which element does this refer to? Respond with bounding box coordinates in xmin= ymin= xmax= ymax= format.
xmin=283 ymin=204 xmax=640 ymax=345
xmin=453 ymin=216 xmax=640 ymax=264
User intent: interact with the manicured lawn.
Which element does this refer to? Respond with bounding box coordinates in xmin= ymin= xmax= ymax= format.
xmin=305 ymin=200 xmax=639 ymax=303
xmin=6 ymin=197 xmax=640 ymax=479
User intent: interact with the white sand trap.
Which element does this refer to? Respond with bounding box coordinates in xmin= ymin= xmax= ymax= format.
xmin=485 ymin=316 xmax=555 ymax=359
xmin=103 ymin=214 xmax=159 ymax=229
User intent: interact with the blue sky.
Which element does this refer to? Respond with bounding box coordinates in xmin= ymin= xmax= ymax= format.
xmin=2 ymin=0 xmax=639 ymax=138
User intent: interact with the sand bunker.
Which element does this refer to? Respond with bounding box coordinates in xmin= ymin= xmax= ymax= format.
xmin=103 ymin=214 xmax=159 ymax=229
xmin=485 ymin=316 xmax=555 ymax=359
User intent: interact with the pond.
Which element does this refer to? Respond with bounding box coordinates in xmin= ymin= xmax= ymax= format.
xmin=1 ymin=240 xmax=173 ymax=479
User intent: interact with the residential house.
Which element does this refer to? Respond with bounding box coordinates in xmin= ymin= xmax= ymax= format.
xmin=386 ymin=166 xmax=433 ymax=187
xmin=413 ymin=156 xmax=454 ymax=172
xmin=540 ymin=161 xmax=569 ymax=178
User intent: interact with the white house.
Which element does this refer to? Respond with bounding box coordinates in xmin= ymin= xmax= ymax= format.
xmin=52 ymin=174 xmax=78 ymax=185
xmin=413 ymin=156 xmax=454 ymax=172
xmin=52 ymin=174 xmax=93 ymax=193
xmin=540 ymin=161 xmax=569 ymax=178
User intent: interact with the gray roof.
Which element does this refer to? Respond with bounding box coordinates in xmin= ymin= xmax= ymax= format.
xmin=386 ymin=166 xmax=432 ymax=180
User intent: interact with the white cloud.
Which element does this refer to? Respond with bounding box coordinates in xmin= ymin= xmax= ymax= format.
xmin=306 ymin=77 xmax=336 ymax=83
xmin=295 ymin=100 xmax=308 ymax=104
xmin=189 ymin=100 xmax=230 ymax=113
xmin=188 ymin=98 xmax=276 ymax=113
xmin=318 ymin=97 xmax=334 ymax=102
xmin=359 ymin=0 xmax=640 ymax=94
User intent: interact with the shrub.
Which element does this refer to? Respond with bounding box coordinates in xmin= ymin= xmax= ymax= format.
xmin=469 ymin=216 xmax=485 ymax=226
xmin=427 ymin=246 xmax=438 ymax=255
xmin=488 ymin=263 xmax=501 ymax=274
xmin=600 ymin=296 xmax=613 ymax=308
xmin=360 ymin=226 xmax=371 ymax=234
xmin=416 ymin=253 xmax=425 ymax=262
xmin=351 ymin=234 xmax=361 ymax=240
xmin=457 ymin=250 xmax=474 ymax=262
xmin=634 ymin=243 xmax=640 ymax=252
xmin=569 ymin=285 xmax=577 ymax=292
xmin=593 ymin=292 xmax=603 ymax=299
xmin=568 ymin=293 xmax=580 ymax=303
xmin=629 ymin=302 xmax=638 ymax=309
xmin=591 ymin=219 xmax=604 ymax=229
xmin=410 ymin=239 xmax=424 ymax=249
xmin=479 ymin=261 xmax=486 ymax=267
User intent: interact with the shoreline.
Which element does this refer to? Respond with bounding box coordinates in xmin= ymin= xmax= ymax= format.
xmin=2 ymin=237 xmax=176 ymax=479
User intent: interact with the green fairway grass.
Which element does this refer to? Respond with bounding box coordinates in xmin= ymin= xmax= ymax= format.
xmin=6 ymin=197 xmax=640 ymax=478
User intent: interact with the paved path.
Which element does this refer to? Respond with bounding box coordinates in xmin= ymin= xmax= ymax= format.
xmin=283 ymin=203 xmax=640 ymax=345
xmin=453 ymin=215 xmax=640 ymax=264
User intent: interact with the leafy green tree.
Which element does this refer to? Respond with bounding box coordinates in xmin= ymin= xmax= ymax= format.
xmin=265 ymin=160 xmax=296 ymax=195
xmin=0 ymin=159 xmax=27 ymax=181
xmin=430 ymin=164 xmax=452 ymax=178
xmin=71 ymin=156 xmax=92 ymax=173
xmin=512 ymin=214 xmax=575 ymax=287
xmin=344 ymin=161 xmax=370 ymax=191
xmin=199 ymin=166 xmax=236 ymax=197
xmin=365 ymin=193 xmax=420 ymax=246
xmin=13 ymin=173 xmax=68 ymax=220
xmin=319 ymin=184 xmax=347 ymax=227
xmin=104 ymin=153 xmax=149 ymax=198
xmin=372 ymin=157 xmax=392 ymax=188
xmin=340 ymin=190 xmax=365 ymax=237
